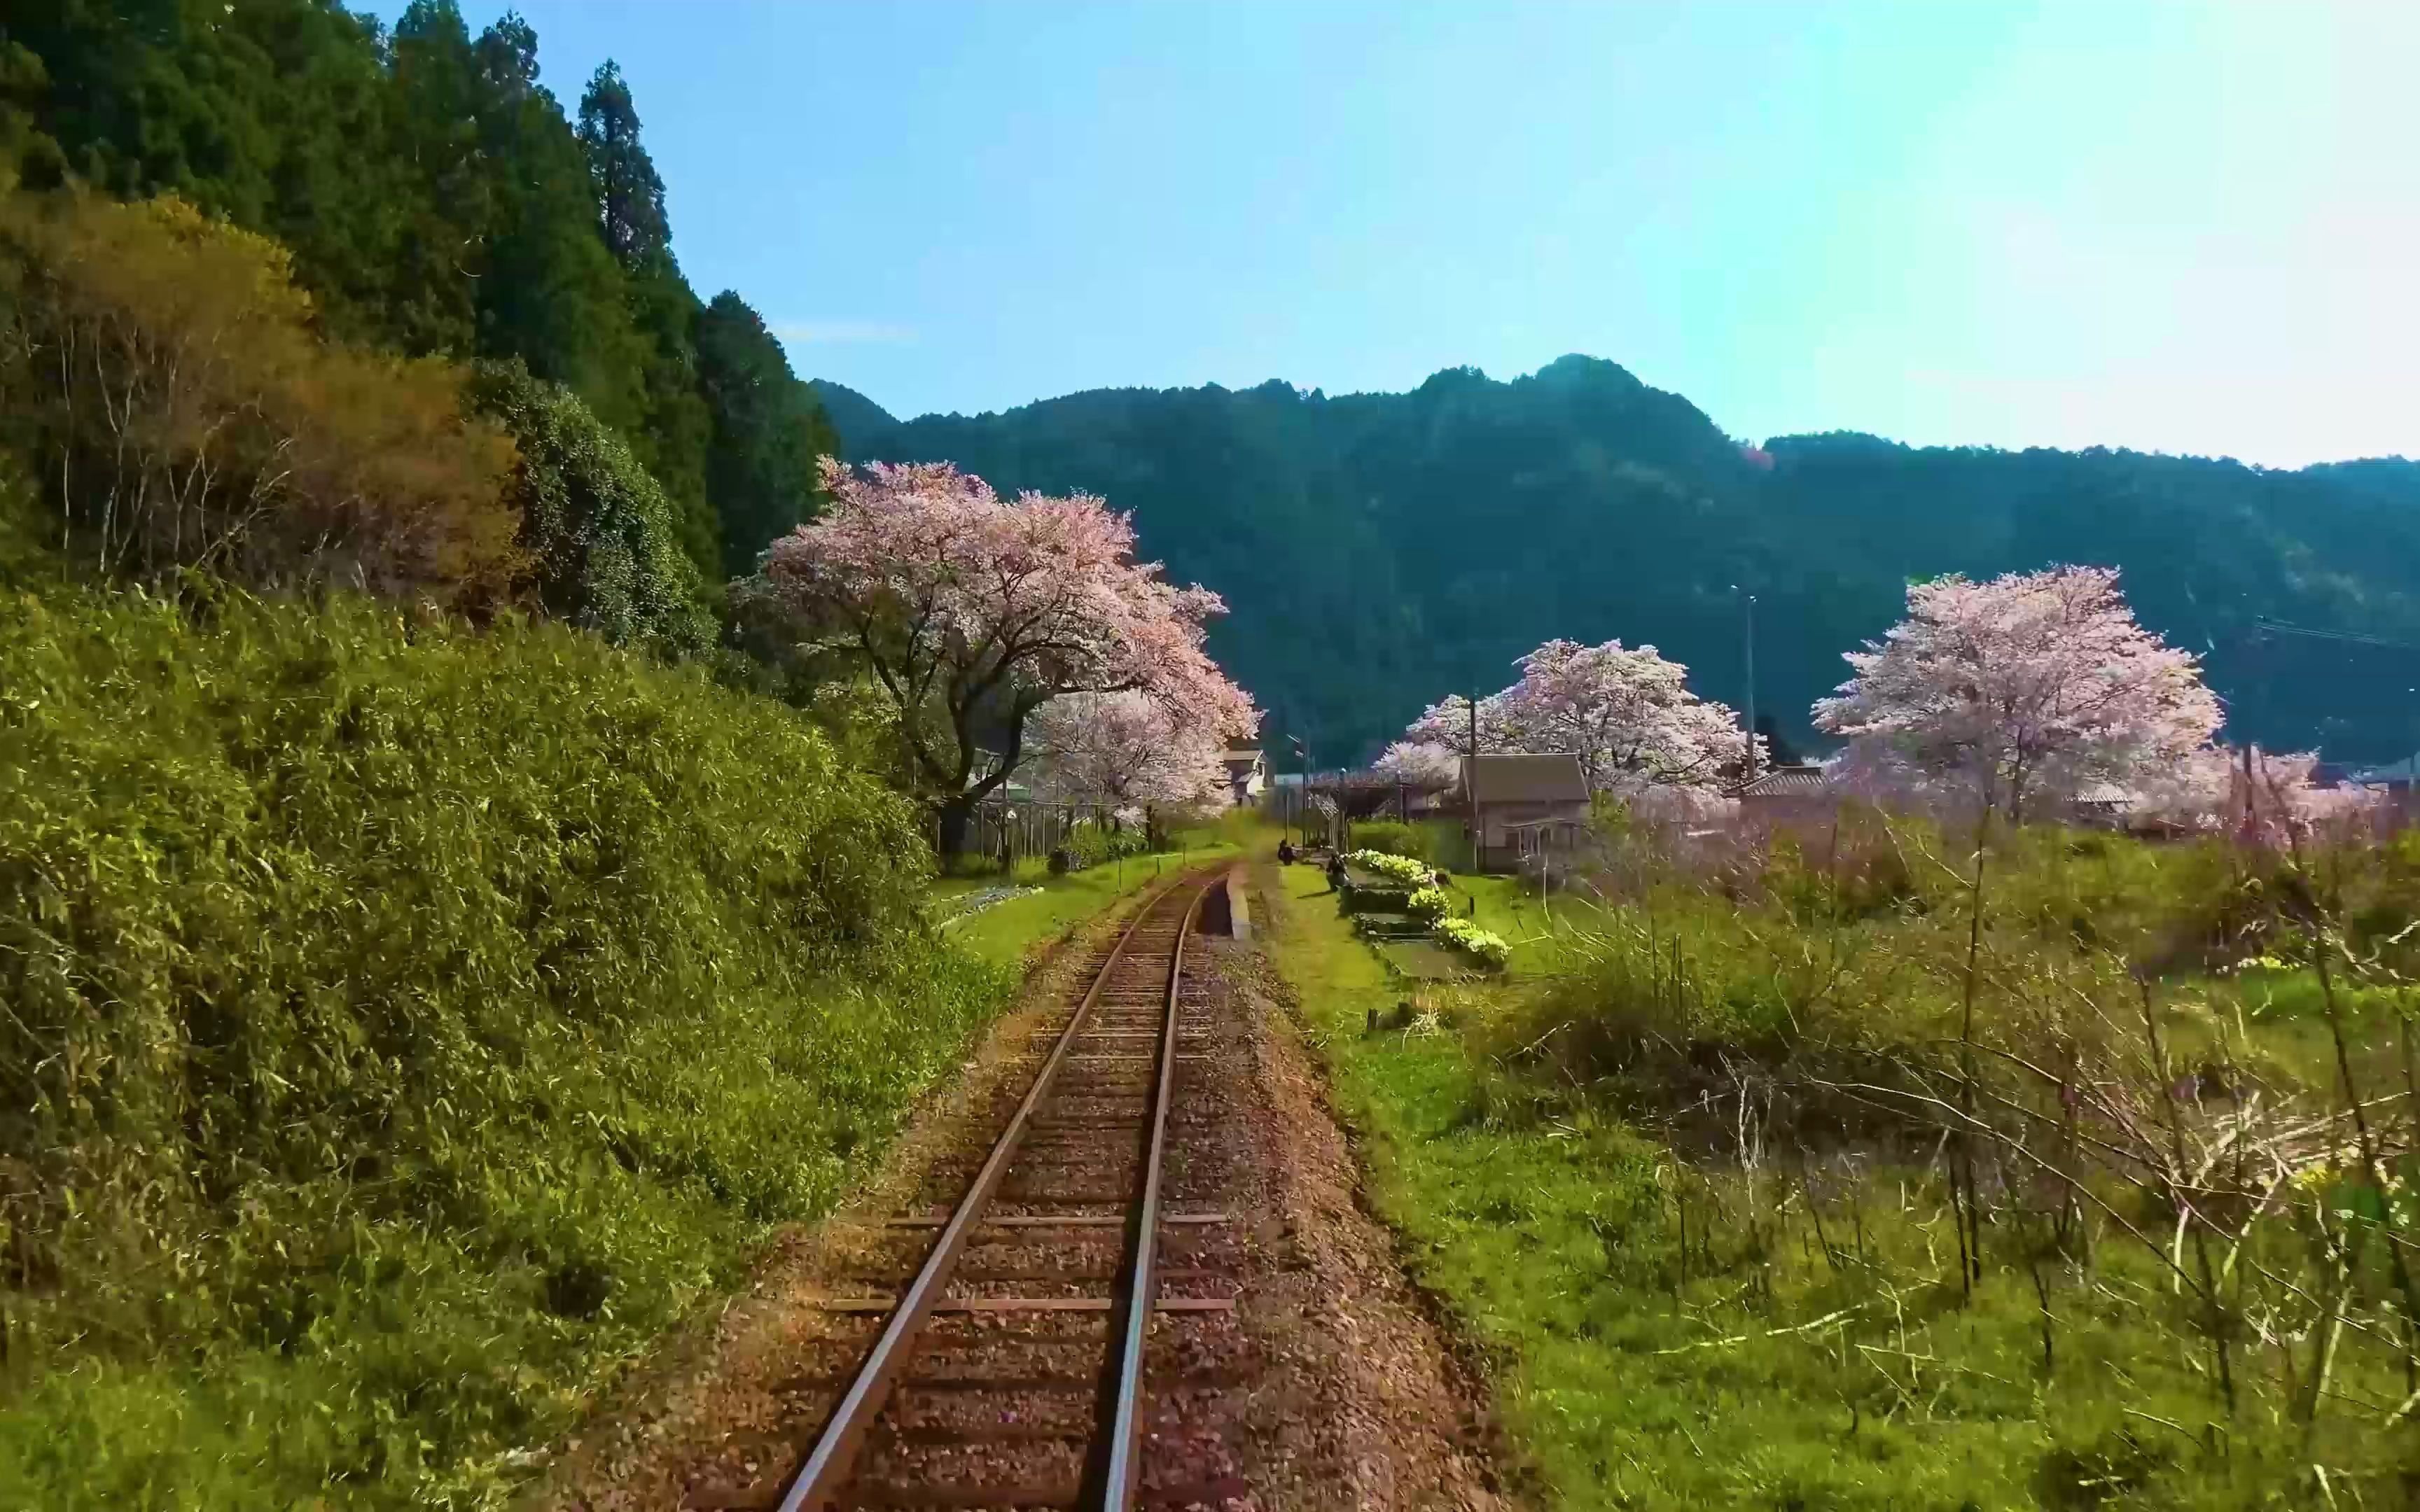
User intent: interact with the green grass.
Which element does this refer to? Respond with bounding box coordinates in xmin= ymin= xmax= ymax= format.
xmin=938 ymin=842 xmax=1239 ymax=969
xmin=1261 ymin=853 xmax=2414 ymax=1510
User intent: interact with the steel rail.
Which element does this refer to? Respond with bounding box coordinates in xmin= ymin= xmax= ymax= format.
xmin=1091 ymin=880 xmax=1206 ymax=1510
xmin=776 ymin=878 xmax=1197 ymax=1512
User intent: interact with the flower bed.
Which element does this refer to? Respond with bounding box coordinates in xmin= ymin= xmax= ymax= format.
xmin=1405 ymin=884 xmax=1452 ymax=921
xmin=1349 ymin=848 xmax=1433 ymax=887
xmin=1431 ymin=916 xmax=1511 ymax=968
xmin=934 ymin=883 xmax=1043 ymax=925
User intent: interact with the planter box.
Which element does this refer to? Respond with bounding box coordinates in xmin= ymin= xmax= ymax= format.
xmin=1351 ymin=911 xmax=1431 ymax=941
xmin=1339 ymin=881 xmax=1414 ymax=915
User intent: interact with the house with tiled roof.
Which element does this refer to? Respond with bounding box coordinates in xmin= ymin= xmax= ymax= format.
xmin=1730 ymin=763 xmax=1836 ymax=823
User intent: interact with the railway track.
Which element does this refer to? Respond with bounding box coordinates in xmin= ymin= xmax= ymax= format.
xmin=723 ymin=874 xmax=1251 ymax=1512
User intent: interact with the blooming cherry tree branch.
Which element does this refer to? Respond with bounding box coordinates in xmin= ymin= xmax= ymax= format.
xmin=763 ymin=459 xmax=1256 ymax=847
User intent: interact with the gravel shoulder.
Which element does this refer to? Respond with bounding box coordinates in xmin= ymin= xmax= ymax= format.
xmin=1201 ymin=906 xmax=1505 ymax=1512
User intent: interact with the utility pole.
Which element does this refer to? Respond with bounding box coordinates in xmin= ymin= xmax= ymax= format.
xmin=1466 ymin=690 xmax=1480 ymax=874
xmin=1739 ymin=586 xmax=1759 ymax=780
xmin=1288 ymin=734 xmax=1309 ymax=848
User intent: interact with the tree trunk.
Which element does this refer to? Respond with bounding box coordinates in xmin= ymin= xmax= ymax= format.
xmin=936 ymin=796 xmax=975 ymax=858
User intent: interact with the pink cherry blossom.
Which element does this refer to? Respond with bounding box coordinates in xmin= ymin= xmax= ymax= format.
xmin=1501 ymin=638 xmax=1751 ymax=795
xmin=765 ymin=459 xmax=1256 ymax=847
xmin=2129 ymin=745 xmax=2382 ymax=842
xmin=1026 ymin=691 xmax=1235 ymax=811
xmin=1813 ymin=565 xmax=2221 ymax=821
xmin=1398 ymin=640 xmax=1748 ymax=798
xmin=1374 ymin=739 xmax=1463 ymax=788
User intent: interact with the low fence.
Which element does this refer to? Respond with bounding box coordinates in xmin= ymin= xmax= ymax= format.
xmin=949 ymin=801 xmax=1139 ymax=867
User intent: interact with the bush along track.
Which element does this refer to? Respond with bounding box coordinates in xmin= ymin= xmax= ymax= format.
xmin=1272 ymin=821 xmax=2420 ymax=1510
xmin=0 ymin=583 xmax=1010 ymax=1510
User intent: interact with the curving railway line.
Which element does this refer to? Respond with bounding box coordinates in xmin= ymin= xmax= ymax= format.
xmin=736 ymin=873 xmax=1251 ymax=1512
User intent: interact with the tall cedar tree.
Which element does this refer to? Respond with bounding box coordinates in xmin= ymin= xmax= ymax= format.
xmin=577 ymin=59 xmax=714 ymax=576
xmin=697 ymin=291 xmax=840 ymax=576
xmin=575 ymin=59 xmax=667 ymax=267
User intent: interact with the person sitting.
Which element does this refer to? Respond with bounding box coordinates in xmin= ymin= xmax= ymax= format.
xmin=1277 ymin=839 xmax=1296 ymax=865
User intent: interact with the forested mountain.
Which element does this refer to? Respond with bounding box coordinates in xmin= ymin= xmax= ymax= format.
xmin=812 ymin=360 xmax=2420 ymax=767
xmin=1 ymin=0 xmax=835 ymax=583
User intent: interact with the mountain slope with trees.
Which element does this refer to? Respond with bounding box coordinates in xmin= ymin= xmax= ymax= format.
xmin=812 ymin=362 xmax=2420 ymax=768
xmin=2 ymin=0 xmax=836 ymax=586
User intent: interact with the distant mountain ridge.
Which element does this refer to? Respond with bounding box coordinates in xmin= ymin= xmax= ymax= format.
xmin=809 ymin=360 xmax=2420 ymax=766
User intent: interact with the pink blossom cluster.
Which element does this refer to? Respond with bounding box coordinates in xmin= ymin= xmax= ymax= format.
xmin=1373 ymin=738 xmax=1463 ymax=788
xmin=2127 ymin=746 xmax=2383 ymax=841
xmin=1389 ymin=638 xmax=1749 ymax=798
xmin=1814 ymin=566 xmax=2220 ymax=820
xmin=1024 ymin=690 xmax=1234 ymax=811
xmin=765 ymin=460 xmax=1256 ymax=802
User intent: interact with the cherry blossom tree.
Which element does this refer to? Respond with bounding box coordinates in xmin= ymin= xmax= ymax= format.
xmin=1392 ymin=639 xmax=1747 ymax=799
xmin=1499 ymin=638 xmax=1750 ymax=794
xmin=1403 ymin=692 xmax=1520 ymax=755
xmin=1025 ymin=692 xmax=1234 ymax=812
xmin=1374 ymin=738 xmax=1462 ymax=789
xmin=763 ymin=459 xmax=1256 ymax=851
xmin=2129 ymin=745 xmax=2381 ymax=842
xmin=1813 ymin=566 xmax=2221 ymax=822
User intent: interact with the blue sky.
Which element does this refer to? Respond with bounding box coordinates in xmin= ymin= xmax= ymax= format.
xmin=413 ymin=1 xmax=2416 ymax=467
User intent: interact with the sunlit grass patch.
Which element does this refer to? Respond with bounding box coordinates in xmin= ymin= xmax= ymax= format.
xmin=1260 ymin=832 xmax=2420 ymax=1511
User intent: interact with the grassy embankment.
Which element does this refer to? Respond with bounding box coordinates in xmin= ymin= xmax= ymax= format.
xmin=0 ymin=584 xmax=1028 ymax=1510
xmin=931 ymin=838 xmax=1241 ymax=969
xmin=1266 ymin=817 xmax=2420 ymax=1509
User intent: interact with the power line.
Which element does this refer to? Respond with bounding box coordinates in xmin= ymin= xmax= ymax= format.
xmin=2251 ymin=617 xmax=2420 ymax=655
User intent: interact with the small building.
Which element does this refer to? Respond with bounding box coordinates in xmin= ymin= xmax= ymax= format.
xmin=1222 ymin=748 xmax=1267 ymax=806
xmin=1730 ymin=764 xmax=1836 ymax=825
xmin=2353 ymin=753 xmax=2420 ymax=790
xmin=1461 ymin=752 xmax=1590 ymax=872
xmin=2351 ymin=753 xmax=2420 ymax=829
xmin=2072 ymin=780 xmax=2134 ymax=829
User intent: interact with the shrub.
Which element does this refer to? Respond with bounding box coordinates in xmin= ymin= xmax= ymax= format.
xmin=1350 ymin=820 xmax=1428 ymax=862
xmin=466 ymin=360 xmax=713 ymax=657
xmin=1350 ymin=848 xmax=1433 ymax=886
xmin=1406 ymin=884 xmax=1452 ymax=920
xmin=0 ymin=191 xmax=524 ymax=603
xmin=1063 ymin=818 xmax=1151 ymax=870
xmin=0 ymin=583 xmax=1006 ymax=1506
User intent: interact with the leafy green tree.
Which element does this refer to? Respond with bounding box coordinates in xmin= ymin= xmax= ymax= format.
xmin=6 ymin=0 xmax=423 ymax=349
xmin=467 ymin=358 xmax=712 ymax=657
xmin=459 ymin=13 xmax=651 ymax=442
xmin=382 ymin=0 xmax=499 ymax=356
xmin=0 ymin=40 xmax=67 ymax=191
xmin=700 ymin=291 xmax=838 ymax=575
xmin=620 ymin=258 xmax=716 ymax=576
xmin=6 ymin=1 xmax=765 ymax=594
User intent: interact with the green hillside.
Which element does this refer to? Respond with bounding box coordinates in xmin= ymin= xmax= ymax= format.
xmin=815 ymin=358 xmax=2420 ymax=766
xmin=4 ymin=0 xmax=837 ymax=586
xmin=0 ymin=582 xmax=1004 ymax=1508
